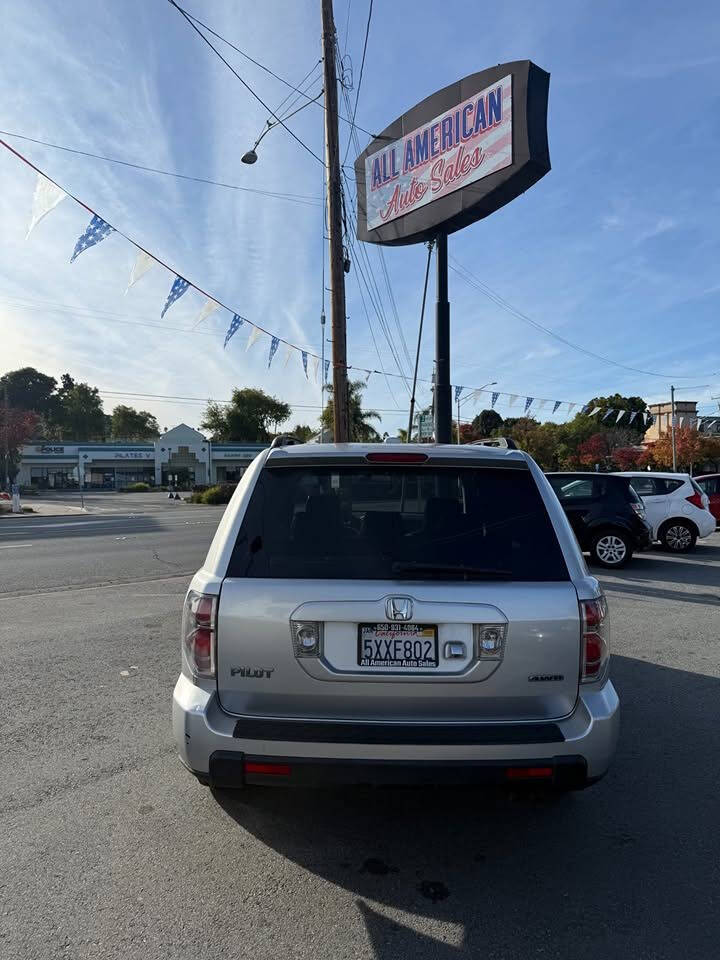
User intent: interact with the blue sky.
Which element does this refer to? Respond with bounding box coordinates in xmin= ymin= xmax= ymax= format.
xmin=1 ymin=0 xmax=719 ymax=436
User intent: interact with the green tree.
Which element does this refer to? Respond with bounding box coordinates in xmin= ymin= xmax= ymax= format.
xmin=200 ymin=388 xmax=291 ymax=442
xmin=110 ymin=405 xmax=160 ymax=441
xmin=52 ymin=374 xmax=105 ymax=440
xmin=290 ymin=424 xmax=315 ymax=443
xmin=585 ymin=394 xmax=648 ymax=435
xmin=321 ymin=380 xmax=381 ymax=441
xmin=472 ymin=408 xmax=503 ymax=437
xmin=0 ymin=367 xmax=58 ymax=415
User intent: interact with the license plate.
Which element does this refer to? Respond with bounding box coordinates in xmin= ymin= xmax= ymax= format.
xmin=357 ymin=623 xmax=438 ymax=668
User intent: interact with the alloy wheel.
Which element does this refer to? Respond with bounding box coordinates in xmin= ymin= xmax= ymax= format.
xmin=595 ymin=535 xmax=627 ymax=566
xmin=665 ymin=524 xmax=692 ymax=550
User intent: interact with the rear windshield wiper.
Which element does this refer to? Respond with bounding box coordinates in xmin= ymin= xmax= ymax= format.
xmin=391 ymin=562 xmax=512 ymax=580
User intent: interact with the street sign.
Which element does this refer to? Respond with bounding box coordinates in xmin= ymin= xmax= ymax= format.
xmin=354 ymin=60 xmax=550 ymax=246
xmin=417 ymin=413 xmax=433 ymax=440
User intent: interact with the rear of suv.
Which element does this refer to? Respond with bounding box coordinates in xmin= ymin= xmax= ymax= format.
xmin=615 ymin=471 xmax=715 ymax=551
xmin=173 ymin=443 xmax=619 ymax=792
xmin=546 ymin=472 xmax=652 ymax=568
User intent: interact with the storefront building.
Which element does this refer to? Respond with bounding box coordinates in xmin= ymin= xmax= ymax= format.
xmin=17 ymin=424 xmax=267 ymax=490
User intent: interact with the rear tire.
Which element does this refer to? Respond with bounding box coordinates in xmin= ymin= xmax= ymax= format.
xmin=590 ymin=530 xmax=632 ymax=568
xmin=659 ymin=520 xmax=697 ymax=553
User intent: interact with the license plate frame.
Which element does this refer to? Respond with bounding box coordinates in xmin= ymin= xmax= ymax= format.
xmin=357 ymin=623 xmax=439 ymax=669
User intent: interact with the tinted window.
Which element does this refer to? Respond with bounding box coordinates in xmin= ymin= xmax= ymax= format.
xmin=698 ymin=477 xmax=719 ymax=495
xmin=228 ymin=464 xmax=569 ymax=581
xmin=628 ymin=476 xmax=657 ymax=497
xmin=659 ymin=478 xmax=685 ymax=495
xmin=549 ymin=477 xmax=595 ymax=500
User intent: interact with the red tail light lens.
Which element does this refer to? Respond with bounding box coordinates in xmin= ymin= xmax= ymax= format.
xmin=581 ymin=596 xmax=609 ymax=682
xmin=182 ymin=590 xmax=217 ymax=678
xmin=686 ymin=493 xmax=703 ymax=509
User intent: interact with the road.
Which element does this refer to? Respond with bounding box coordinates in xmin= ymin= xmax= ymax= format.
xmin=1 ymin=501 xmax=719 ymax=959
xmin=0 ymin=493 xmax=225 ymax=595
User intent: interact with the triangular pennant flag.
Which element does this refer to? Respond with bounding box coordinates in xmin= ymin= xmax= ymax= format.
xmin=589 ymin=406 xmax=602 ymax=417
xmin=552 ymin=401 xmax=562 ymax=414
xmin=194 ymin=298 xmax=219 ymax=328
xmin=508 ymin=394 xmax=518 ymax=408
xmin=161 ymin=276 xmax=190 ymax=318
xmin=580 ymin=403 xmax=591 ymax=415
xmin=301 ymin=351 xmax=308 ymax=378
xmin=629 ymin=411 xmax=638 ymax=425
xmin=567 ymin=403 xmax=577 ymax=415
xmin=324 ymin=359 xmax=330 ymax=382
xmin=491 ymin=392 xmax=499 ymax=409
xmin=27 ymin=174 xmax=67 ymax=238
xmin=524 ymin=397 xmax=534 ymax=414
xmin=454 ymin=386 xmax=463 ymax=403
xmin=537 ymin=400 xmax=547 ymax=412
xmin=311 ymin=356 xmax=319 ymax=382
xmin=283 ymin=344 xmax=293 ymax=368
xmin=126 ymin=250 xmax=155 ymax=293
xmin=678 ymin=416 xmax=684 ymax=428
xmin=602 ymin=409 xmax=615 ymax=421
xmin=246 ymin=326 xmax=262 ymax=351
xmin=706 ymin=420 xmax=717 ymax=431
xmin=473 ymin=391 xmax=479 ymax=407
xmin=365 ymin=370 xmax=372 ymax=383
xmin=70 ymin=214 xmax=115 ymax=263
xmin=223 ymin=314 xmax=243 ymax=348
xmin=616 ymin=410 xmax=625 ymax=424
xmin=268 ymin=336 xmax=280 ymax=368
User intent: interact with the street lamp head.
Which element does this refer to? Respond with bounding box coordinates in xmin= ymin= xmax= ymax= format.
xmin=241 ymin=149 xmax=258 ymax=165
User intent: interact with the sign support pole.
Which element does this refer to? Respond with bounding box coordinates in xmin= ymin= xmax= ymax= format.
xmin=321 ymin=0 xmax=350 ymax=443
xmin=434 ymin=233 xmax=451 ymax=443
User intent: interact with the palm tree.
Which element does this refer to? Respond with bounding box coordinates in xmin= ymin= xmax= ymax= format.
xmin=320 ymin=380 xmax=381 ymax=441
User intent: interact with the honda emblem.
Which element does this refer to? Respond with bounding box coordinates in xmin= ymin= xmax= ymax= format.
xmin=386 ymin=597 xmax=413 ymax=621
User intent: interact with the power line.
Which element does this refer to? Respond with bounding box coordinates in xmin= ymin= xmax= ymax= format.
xmin=0 ymin=130 xmax=321 ymax=204
xmin=96 ymin=388 xmax=410 ymax=414
xmin=170 ymin=0 xmax=381 ymax=140
xmin=449 ymin=256 xmax=715 ymax=381
xmin=342 ymin=0 xmax=373 ymax=165
xmin=167 ymin=0 xmax=325 ymax=165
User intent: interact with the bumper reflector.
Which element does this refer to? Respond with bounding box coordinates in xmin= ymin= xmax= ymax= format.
xmin=506 ymin=766 xmax=553 ymax=780
xmin=244 ymin=761 xmax=291 ymax=777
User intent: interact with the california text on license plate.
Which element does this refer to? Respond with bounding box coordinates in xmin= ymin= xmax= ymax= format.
xmin=357 ymin=623 xmax=438 ymax=668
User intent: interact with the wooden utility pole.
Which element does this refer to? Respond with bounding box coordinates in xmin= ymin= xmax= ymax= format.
xmin=321 ymin=0 xmax=350 ymax=442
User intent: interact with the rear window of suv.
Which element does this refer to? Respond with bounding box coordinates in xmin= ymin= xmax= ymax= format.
xmin=227 ymin=463 xmax=569 ymax=581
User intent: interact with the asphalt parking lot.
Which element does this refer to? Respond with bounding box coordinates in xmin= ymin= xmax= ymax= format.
xmin=1 ymin=509 xmax=718 ymax=960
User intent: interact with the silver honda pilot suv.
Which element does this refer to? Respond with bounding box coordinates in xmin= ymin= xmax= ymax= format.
xmin=173 ymin=442 xmax=619 ymax=791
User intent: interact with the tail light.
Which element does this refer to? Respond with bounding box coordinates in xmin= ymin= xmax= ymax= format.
xmin=182 ymin=590 xmax=217 ymax=678
xmin=686 ymin=492 xmax=704 ymax=509
xmin=581 ymin=596 xmax=609 ymax=682
xmin=630 ymin=501 xmax=646 ymax=517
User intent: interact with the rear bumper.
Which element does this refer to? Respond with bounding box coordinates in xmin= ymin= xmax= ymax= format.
xmin=173 ymin=674 xmax=619 ymax=786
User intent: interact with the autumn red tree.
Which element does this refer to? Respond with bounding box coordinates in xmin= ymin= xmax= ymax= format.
xmin=650 ymin=427 xmax=703 ymax=471
xmin=577 ymin=433 xmax=612 ymax=467
xmin=613 ymin=446 xmax=643 ymax=470
xmin=0 ymin=408 xmax=39 ymax=487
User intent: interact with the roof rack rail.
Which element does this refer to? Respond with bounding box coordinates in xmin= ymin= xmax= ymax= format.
xmin=270 ymin=435 xmax=301 ymax=449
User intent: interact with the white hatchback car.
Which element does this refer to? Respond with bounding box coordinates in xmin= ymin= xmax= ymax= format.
xmin=615 ymin=471 xmax=715 ymax=552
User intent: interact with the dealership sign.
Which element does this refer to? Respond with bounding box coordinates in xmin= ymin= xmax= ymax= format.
xmin=355 ymin=61 xmax=550 ymax=246
xmin=365 ymin=75 xmax=512 ymax=231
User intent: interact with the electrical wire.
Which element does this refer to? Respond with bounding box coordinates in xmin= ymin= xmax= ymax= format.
xmin=342 ymin=0 xmax=373 ymax=165
xmin=167 ymin=0 xmax=325 ymax=165
xmin=0 ymin=130 xmax=321 ymax=204
xmin=169 ymin=0 xmax=381 ymax=140
xmin=449 ymin=256 xmax=712 ymax=380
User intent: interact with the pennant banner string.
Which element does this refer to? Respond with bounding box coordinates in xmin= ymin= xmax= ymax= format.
xmin=3 ymin=137 xmax=619 ymax=417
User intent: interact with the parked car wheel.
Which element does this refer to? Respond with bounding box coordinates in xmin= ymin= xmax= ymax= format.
xmin=659 ymin=520 xmax=697 ymax=553
xmin=590 ymin=530 xmax=632 ymax=568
